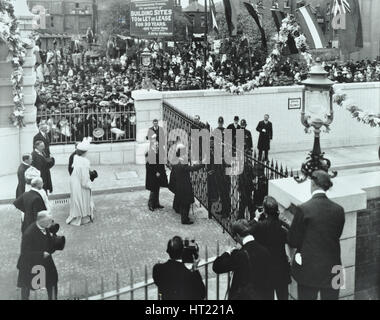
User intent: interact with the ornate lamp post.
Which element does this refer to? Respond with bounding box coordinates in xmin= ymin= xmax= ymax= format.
xmin=140 ymin=47 xmax=153 ymax=90
xmin=295 ymin=58 xmax=338 ymax=183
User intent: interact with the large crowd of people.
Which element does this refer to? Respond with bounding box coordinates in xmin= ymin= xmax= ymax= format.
xmin=33 ymin=37 xmax=380 ymax=145
xmin=10 ymin=32 xmax=373 ymax=301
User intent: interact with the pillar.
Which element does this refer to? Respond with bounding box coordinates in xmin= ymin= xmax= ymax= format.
xmin=0 ymin=0 xmax=37 ymax=176
xmin=13 ymin=0 xmax=38 ymax=159
xmin=132 ymin=89 xmax=163 ymax=164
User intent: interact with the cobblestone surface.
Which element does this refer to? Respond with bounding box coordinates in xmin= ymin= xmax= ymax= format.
xmin=0 ymin=189 xmax=232 ymax=300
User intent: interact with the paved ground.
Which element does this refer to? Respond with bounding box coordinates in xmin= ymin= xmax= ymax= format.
xmin=0 ymin=144 xmax=378 ymax=203
xmin=0 ymin=189 xmax=232 ymax=300
xmin=0 ymin=164 xmax=147 ymax=203
xmin=272 ymin=144 xmax=379 ymax=173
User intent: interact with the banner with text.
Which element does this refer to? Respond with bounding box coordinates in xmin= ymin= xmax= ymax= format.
xmin=130 ymin=0 xmax=174 ymax=38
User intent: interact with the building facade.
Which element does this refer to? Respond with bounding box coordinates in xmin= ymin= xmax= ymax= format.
xmin=27 ymin=0 xmax=95 ymax=35
xmin=183 ymin=0 xmax=206 ymax=35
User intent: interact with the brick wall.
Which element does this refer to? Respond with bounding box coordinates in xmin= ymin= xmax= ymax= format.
xmin=355 ymin=198 xmax=380 ymax=300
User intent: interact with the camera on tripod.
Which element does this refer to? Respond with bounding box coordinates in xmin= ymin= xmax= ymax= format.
xmin=182 ymin=238 xmax=199 ymax=264
xmin=48 ymin=223 xmax=66 ymax=251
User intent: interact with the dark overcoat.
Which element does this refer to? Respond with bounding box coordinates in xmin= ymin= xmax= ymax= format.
xmin=33 ymin=132 xmax=51 ymax=157
xmin=31 ymin=151 xmax=55 ymax=193
xmin=17 ymin=222 xmax=58 ymax=289
xmin=288 ymin=193 xmax=345 ymax=288
xmin=153 ymin=260 xmax=206 ymax=300
xmin=249 ymin=218 xmax=291 ymax=286
xmin=171 ymin=163 xmax=204 ymax=206
xmin=16 ymin=163 xmax=30 ymax=198
xmin=145 ymin=153 xmax=168 ymax=192
xmin=256 ymin=121 xmax=273 ymax=151
xmin=13 ymin=190 xmax=46 ymax=233
xmin=213 ymin=240 xmax=274 ymax=300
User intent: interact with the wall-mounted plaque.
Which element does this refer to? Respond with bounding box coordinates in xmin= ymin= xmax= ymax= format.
xmin=288 ymin=98 xmax=302 ymax=110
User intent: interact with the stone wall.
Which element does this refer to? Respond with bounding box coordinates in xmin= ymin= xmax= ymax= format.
xmin=355 ymin=198 xmax=380 ymax=300
xmin=162 ymin=83 xmax=380 ymax=153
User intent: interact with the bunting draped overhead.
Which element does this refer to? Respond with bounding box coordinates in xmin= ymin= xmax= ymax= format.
xmin=296 ymin=5 xmax=327 ymax=49
xmin=243 ymin=2 xmax=267 ymax=51
xmin=223 ymin=0 xmax=240 ymax=36
xmin=333 ymin=0 xmax=363 ymax=54
xmin=210 ymin=0 xmax=219 ymax=33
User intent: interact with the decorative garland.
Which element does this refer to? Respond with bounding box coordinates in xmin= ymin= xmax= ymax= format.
xmin=0 ymin=0 xmax=27 ymax=128
xmin=333 ymin=90 xmax=380 ymax=127
xmin=206 ymin=13 xmax=379 ymax=129
xmin=205 ymin=14 xmax=313 ymax=94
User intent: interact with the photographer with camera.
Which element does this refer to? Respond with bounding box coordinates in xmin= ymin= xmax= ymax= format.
xmin=249 ymin=196 xmax=291 ymax=300
xmin=213 ymin=219 xmax=274 ymax=300
xmin=17 ymin=211 xmax=65 ymax=300
xmin=153 ymin=236 xmax=205 ymax=300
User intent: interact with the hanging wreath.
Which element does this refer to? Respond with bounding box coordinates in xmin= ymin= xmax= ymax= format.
xmin=205 ymin=14 xmax=313 ymax=94
xmin=0 ymin=0 xmax=27 ymax=128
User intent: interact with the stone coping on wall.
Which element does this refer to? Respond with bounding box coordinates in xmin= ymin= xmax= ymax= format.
xmin=334 ymin=82 xmax=380 ymax=90
xmin=335 ymin=171 xmax=380 ymax=201
xmin=161 ymin=85 xmax=305 ymax=100
xmin=269 ymin=171 xmax=380 ymax=213
xmin=157 ymin=82 xmax=380 ymax=100
xmin=269 ymin=177 xmax=367 ymax=214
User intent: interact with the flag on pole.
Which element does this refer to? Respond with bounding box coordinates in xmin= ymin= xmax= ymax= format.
xmin=223 ymin=0 xmax=240 ymax=36
xmin=271 ymin=9 xmax=298 ymax=54
xmin=296 ymin=5 xmax=327 ymax=49
xmin=335 ymin=0 xmax=363 ymax=53
xmin=209 ymin=0 xmax=219 ymax=33
xmin=243 ymin=2 xmax=267 ymax=50
xmin=271 ymin=9 xmax=286 ymax=32
xmin=332 ymin=0 xmax=352 ymax=16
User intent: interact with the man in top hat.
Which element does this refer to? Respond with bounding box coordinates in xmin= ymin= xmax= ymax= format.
xmin=288 ymin=170 xmax=345 ymax=300
xmin=32 ymin=141 xmax=55 ymax=194
xmin=240 ymin=119 xmax=253 ymax=154
xmin=33 ymin=122 xmax=51 ymax=158
xmin=146 ymin=119 xmax=165 ymax=155
xmin=17 ymin=211 xmax=60 ymax=300
xmin=170 ymin=144 xmax=205 ymax=225
xmin=16 ymin=154 xmax=32 ymax=198
xmin=227 ymin=116 xmax=242 ymax=157
xmin=209 ymin=116 xmax=231 ymax=218
xmin=145 ymin=141 xmax=168 ymax=212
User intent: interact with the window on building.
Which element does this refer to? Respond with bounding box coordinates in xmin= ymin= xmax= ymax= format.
xmin=200 ymin=16 xmax=206 ymax=28
xmin=50 ymin=16 xmax=54 ymax=27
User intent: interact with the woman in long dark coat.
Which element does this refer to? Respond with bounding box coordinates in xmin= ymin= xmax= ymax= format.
xmin=145 ymin=143 xmax=168 ymax=211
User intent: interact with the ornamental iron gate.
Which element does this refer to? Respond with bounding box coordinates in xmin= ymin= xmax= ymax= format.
xmin=162 ymin=101 xmax=293 ymax=236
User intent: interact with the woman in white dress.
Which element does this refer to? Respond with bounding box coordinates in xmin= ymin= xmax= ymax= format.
xmin=66 ymin=140 xmax=94 ymax=226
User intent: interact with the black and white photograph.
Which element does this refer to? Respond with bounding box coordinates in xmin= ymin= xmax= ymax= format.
xmin=0 ymin=0 xmax=379 ymax=308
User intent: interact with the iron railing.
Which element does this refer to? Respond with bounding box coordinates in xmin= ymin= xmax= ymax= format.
xmin=162 ymin=101 xmax=295 ymax=236
xmin=36 ymin=105 xmax=136 ymax=145
xmin=77 ymin=242 xmax=231 ymax=300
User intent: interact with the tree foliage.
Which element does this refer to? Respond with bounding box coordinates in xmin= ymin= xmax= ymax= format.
xmin=98 ymin=0 xmax=131 ymax=37
xmin=213 ymin=0 xmax=277 ymax=55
